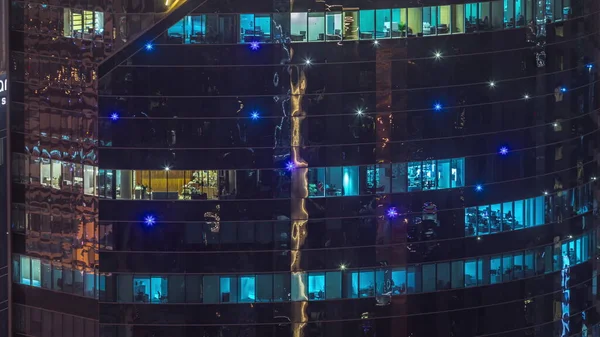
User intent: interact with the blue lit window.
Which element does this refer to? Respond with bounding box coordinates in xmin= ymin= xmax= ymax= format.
xmin=465 ymin=206 xmax=477 ymax=236
xmin=133 ymin=276 xmax=151 ymax=302
xmin=477 ymin=204 xmax=491 ymax=235
xmin=220 ymin=276 xmax=238 ymax=303
xmin=150 ymin=277 xmax=168 ymax=303
xmin=451 ymin=158 xmax=465 ymax=187
xmin=437 ymin=159 xmax=451 ymax=189
xmin=464 ymin=260 xmax=477 ymax=287
xmin=307 ymin=168 xmax=325 ymax=197
xmin=325 ymin=166 xmax=358 ymax=196
xmin=490 ymin=256 xmax=502 ymax=284
xmin=407 ymin=161 xmax=422 ymax=191
xmin=308 ymin=273 xmax=325 ymax=300
xmin=407 ymin=266 xmax=418 ymax=293
xmin=422 ymin=160 xmax=436 ymax=190
xmin=514 ymin=199 xmax=525 ymax=229
xmin=391 ymin=268 xmax=407 ymax=294
xmin=325 ymin=12 xmax=342 ymax=41
xmin=391 ymin=8 xmax=408 ymax=37
xmin=19 ymin=256 xmax=31 ymax=285
xmin=167 ymin=18 xmax=185 ymax=43
xmin=239 ymin=275 xmax=256 ymax=302
xmin=422 ymin=7 xmax=438 ymax=35
xmin=524 ymin=250 xmax=535 ymax=277
xmin=502 ymin=254 xmax=513 ymax=282
xmin=513 ymin=252 xmax=524 ymax=279
xmin=359 ymin=10 xmax=375 ymax=39
xmin=364 ymin=164 xmax=391 ymax=194
xmin=345 ymin=271 xmax=359 ymax=298
xmin=308 ymin=12 xmax=325 ymax=42
xmin=375 ymin=9 xmax=391 ymax=39
xmin=290 ymin=13 xmax=308 ymax=42
xmin=501 ymin=201 xmax=514 ymax=231
xmin=490 ymin=203 xmax=501 ymax=234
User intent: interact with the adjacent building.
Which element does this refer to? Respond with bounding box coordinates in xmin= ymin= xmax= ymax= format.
xmin=5 ymin=0 xmax=600 ymax=336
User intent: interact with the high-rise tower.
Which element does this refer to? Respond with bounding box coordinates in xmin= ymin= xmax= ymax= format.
xmin=6 ymin=0 xmax=600 ymax=336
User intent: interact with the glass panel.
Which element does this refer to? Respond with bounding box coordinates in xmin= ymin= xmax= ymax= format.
xmin=185 ymin=275 xmax=203 ymax=303
xmin=308 ymin=13 xmax=325 ymax=42
xmin=345 ymin=271 xmax=359 ymax=298
xmin=422 ymin=160 xmax=436 ymax=190
xmin=436 ymin=262 xmax=450 ymax=289
xmin=189 ymin=15 xmax=206 ymax=43
xmin=256 ymin=274 xmax=272 ymax=302
xmin=290 ymin=13 xmax=307 ymax=42
xmin=375 ymin=9 xmax=390 ymax=38
xmin=502 ymin=201 xmax=514 ymax=231
xmin=40 ymin=159 xmax=51 ymax=186
xmin=407 ymin=161 xmax=422 ymax=191
xmin=391 ymin=163 xmax=407 ymax=193
xmin=451 ymin=158 xmax=465 ymax=187
xmin=31 ymin=258 xmax=41 ymax=287
xmin=490 ymin=203 xmax=501 ymax=233
xmin=359 ymin=270 xmax=375 ymax=297
xmin=453 ymin=4 xmax=465 ymax=33
xmin=325 ymin=12 xmax=342 ymax=40
xmin=239 ymin=14 xmax=255 ymax=43
xmin=343 ymin=11 xmax=358 ymax=40
xmin=364 ymin=164 xmax=390 ymax=194
xmin=422 ymin=264 xmax=436 ymax=292
xmin=465 ymin=206 xmax=477 ymax=236
xmin=239 ymin=275 xmax=256 ymax=302
xmin=325 ymin=271 xmax=341 ymax=299
xmin=391 ymin=268 xmax=406 ymax=294
xmin=20 ymin=256 xmax=31 ymax=285
xmin=524 ymin=250 xmax=535 ymax=277
xmin=308 ymin=273 xmax=325 ymax=300
xmin=133 ymin=276 xmax=150 ymax=303
xmin=422 ymin=7 xmax=438 ymax=35
xmin=291 ymin=272 xmax=308 ymax=301
xmin=502 ymin=254 xmax=513 ymax=281
xmin=167 ymin=275 xmax=185 ymax=303
xmin=505 ymin=0 xmax=515 ymax=27
xmin=490 ymin=256 xmax=502 ymax=284
xmin=477 ymin=205 xmax=491 ymax=235
xmin=465 ymin=260 xmax=477 ymax=287
xmin=255 ymin=14 xmax=271 ymax=42
xmin=359 ymin=10 xmax=375 ymax=39
xmin=203 ymin=275 xmax=219 ymax=303
xmin=451 ymin=261 xmax=464 ymax=288
xmin=41 ymin=261 xmax=51 ymax=289
xmin=307 ymin=168 xmax=325 ymax=197
xmin=220 ymin=276 xmax=237 ymax=303
xmin=52 ymin=265 xmax=62 ymax=291
xmin=534 ymin=196 xmax=545 ymax=226
xmin=513 ymin=252 xmax=524 ymax=279
xmin=391 ymin=8 xmax=407 ymax=37
xmin=514 ymin=199 xmax=525 ymax=229
xmin=273 ymin=273 xmax=290 ymax=302
xmin=516 ymin=0 xmax=527 ymax=26
xmin=437 ymin=159 xmax=451 ymax=189
xmin=438 ymin=6 xmax=451 ymax=34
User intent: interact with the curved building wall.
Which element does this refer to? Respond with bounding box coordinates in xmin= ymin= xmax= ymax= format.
xmin=7 ymin=0 xmax=600 ymax=336
xmin=93 ymin=0 xmax=600 ymax=336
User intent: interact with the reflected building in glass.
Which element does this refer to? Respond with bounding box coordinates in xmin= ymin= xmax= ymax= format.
xmin=6 ymin=0 xmax=600 ymax=336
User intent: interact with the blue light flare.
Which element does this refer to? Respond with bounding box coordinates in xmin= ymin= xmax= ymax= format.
xmin=249 ymin=41 xmax=260 ymax=50
xmin=110 ymin=112 xmax=119 ymax=121
xmin=475 ymin=184 xmax=483 ymax=192
xmin=144 ymin=215 xmax=156 ymax=227
xmin=433 ymin=103 xmax=442 ymax=111
xmin=144 ymin=43 xmax=154 ymax=51
xmin=387 ymin=207 xmax=399 ymax=219
xmin=499 ymin=146 xmax=509 ymax=155
xmin=251 ymin=111 xmax=260 ymax=120
xmin=286 ymin=161 xmax=296 ymax=171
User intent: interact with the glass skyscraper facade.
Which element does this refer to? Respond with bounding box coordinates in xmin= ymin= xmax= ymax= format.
xmin=5 ymin=0 xmax=600 ymax=336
